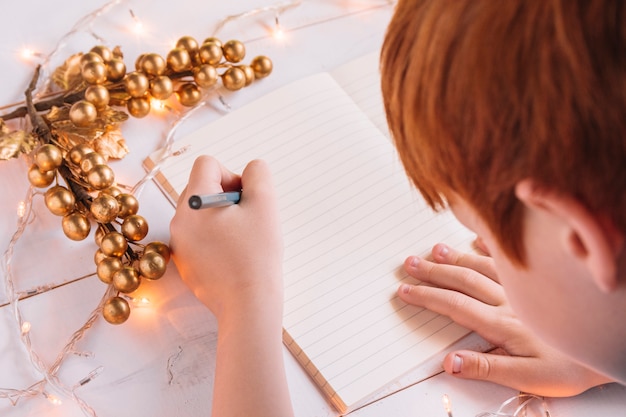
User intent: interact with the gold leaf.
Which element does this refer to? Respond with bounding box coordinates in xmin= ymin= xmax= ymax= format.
xmin=51 ymin=53 xmax=86 ymax=92
xmin=112 ymin=45 xmax=124 ymax=59
xmin=99 ymin=108 xmax=130 ymax=124
xmin=53 ymin=124 xmax=103 ymax=152
xmin=94 ymin=128 xmax=129 ymax=160
xmin=0 ymin=129 xmax=38 ymax=160
xmin=0 ymin=119 xmax=10 ymax=135
xmin=44 ymin=106 xmax=71 ymax=123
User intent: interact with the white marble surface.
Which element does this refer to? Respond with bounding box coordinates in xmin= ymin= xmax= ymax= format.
xmin=0 ymin=1 xmax=624 ymax=416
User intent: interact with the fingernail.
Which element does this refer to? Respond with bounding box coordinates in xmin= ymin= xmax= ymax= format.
xmin=438 ymin=244 xmax=449 ymax=258
xmin=399 ymin=283 xmax=412 ymax=294
xmin=452 ymin=354 xmax=462 ymax=373
xmin=408 ymin=256 xmax=420 ymax=267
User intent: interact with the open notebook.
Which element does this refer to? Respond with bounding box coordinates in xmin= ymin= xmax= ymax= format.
xmin=145 ymin=53 xmax=480 ymax=413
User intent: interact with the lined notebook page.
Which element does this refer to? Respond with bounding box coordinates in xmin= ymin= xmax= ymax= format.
xmin=146 ymin=62 xmax=474 ymax=411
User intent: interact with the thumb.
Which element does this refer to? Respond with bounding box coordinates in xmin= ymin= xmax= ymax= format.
xmin=443 ymin=350 xmax=541 ymax=393
xmin=442 ymin=350 xmax=608 ymax=397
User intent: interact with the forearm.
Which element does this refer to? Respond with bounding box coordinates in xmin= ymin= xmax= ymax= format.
xmin=211 ymin=294 xmax=294 ymax=417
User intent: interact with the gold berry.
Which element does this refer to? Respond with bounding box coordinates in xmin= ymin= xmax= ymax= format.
xmin=193 ymin=65 xmax=218 ymax=88
xmin=80 ymin=52 xmax=104 ymax=67
xmin=103 ymin=296 xmax=130 ymax=324
xmin=166 ymin=47 xmax=191 ymax=72
xmin=138 ymin=251 xmax=166 ymax=280
xmin=127 ymin=97 xmax=151 ymax=118
xmin=27 ymin=164 xmax=55 ymax=188
xmin=141 ymin=53 xmax=166 ymax=76
xmin=100 ymin=231 xmax=128 ymax=257
xmin=44 ymin=185 xmax=75 ymax=216
xmin=34 ymin=144 xmax=63 ymax=172
xmin=198 ymin=41 xmax=223 ymax=65
xmin=112 ymin=266 xmax=141 ymax=293
xmin=150 ymin=75 xmax=173 ymax=100
xmin=68 ymin=143 xmax=94 ymax=165
xmin=90 ymin=45 xmax=113 ymax=62
xmin=144 ymin=241 xmax=171 ymax=263
xmin=70 ymin=100 xmax=98 ymax=127
xmin=124 ymin=71 xmax=149 ymax=97
xmin=238 ymin=65 xmax=255 ymax=86
xmin=176 ymin=83 xmax=202 ymax=107
xmin=106 ymin=58 xmax=127 ymax=82
xmin=250 ymin=55 xmax=273 ymax=79
xmin=87 ymin=164 xmax=115 ymax=190
xmin=121 ymin=214 xmax=148 ymax=241
xmin=96 ymin=256 xmax=123 ymax=284
xmin=79 ymin=152 xmax=105 ymax=174
xmin=84 ymin=85 xmax=110 ymax=110
xmin=90 ymin=193 xmax=119 ymax=223
xmin=116 ymin=193 xmax=139 ymax=218
xmin=81 ymin=60 xmax=107 ymax=84
xmin=62 ymin=212 xmax=91 ymax=241
xmin=176 ymin=36 xmax=199 ymax=54
xmin=221 ymin=67 xmax=246 ymax=91
xmin=94 ymin=248 xmax=107 ymax=265
xmin=222 ymin=40 xmax=245 ymax=63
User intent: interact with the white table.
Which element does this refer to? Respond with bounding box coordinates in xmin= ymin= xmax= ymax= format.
xmin=0 ymin=1 xmax=624 ymax=416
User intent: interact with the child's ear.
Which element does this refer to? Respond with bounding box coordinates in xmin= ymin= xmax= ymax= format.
xmin=515 ymin=180 xmax=624 ymax=293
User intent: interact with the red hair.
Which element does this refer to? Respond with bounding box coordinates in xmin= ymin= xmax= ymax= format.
xmin=381 ymin=0 xmax=626 ymax=262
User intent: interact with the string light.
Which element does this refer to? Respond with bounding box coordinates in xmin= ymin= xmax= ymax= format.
xmin=129 ymin=9 xmax=144 ymax=35
xmin=20 ymin=321 xmax=31 ymax=335
xmin=43 ymin=391 xmax=62 ymax=406
xmin=2 ymin=2 xmax=397 ymax=416
xmin=19 ymin=48 xmax=43 ymax=62
xmin=74 ymin=366 xmax=104 ymax=389
xmin=16 ymin=201 xmax=26 ymax=218
xmin=442 ymin=394 xmax=453 ymax=417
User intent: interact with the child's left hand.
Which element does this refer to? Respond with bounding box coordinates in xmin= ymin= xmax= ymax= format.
xmin=398 ymin=243 xmax=613 ymax=396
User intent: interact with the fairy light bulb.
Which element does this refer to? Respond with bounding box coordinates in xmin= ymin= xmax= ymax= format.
xmin=43 ymin=392 xmax=62 ymax=406
xmin=129 ymin=9 xmax=144 ymax=35
xmin=442 ymin=394 xmax=453 ymax=417
xmin=20 ymin=47 xmax=40 ymax=61
xmin=17 ymin=201 xmax=26 ymax=218
xmin=150 ymin=98 xmax=166 ymax=112
xmin=75 ymin=366 xmax=104 ymax=388
xmin=21 ymin=321 xmax=31 ymax=335
xmin=272 ymin=15 xmax=285 ymax=40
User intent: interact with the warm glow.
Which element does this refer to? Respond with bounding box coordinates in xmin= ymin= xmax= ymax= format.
xmin=19 ymin=48 xmax=40 ymax=61
xmin=129 ymin=9 xmax=144 ymax=35
xmin=272 ymin=24 xmax=285 ymax=40
xmin=442 ymin=394 xmax=453 ymax=417
xmin=21 ymin=321 xmax=31 ymax=334
xmin=17 ymin=201 xmax=26 ymax=218
xmin=43 ymin=392 xmax=62 ymax=406
xmin=150 ymin=98 xmax=166 ymax=112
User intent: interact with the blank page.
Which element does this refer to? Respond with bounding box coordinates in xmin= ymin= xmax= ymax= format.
xmin=147 ymin=69 xmax=473 ymax=411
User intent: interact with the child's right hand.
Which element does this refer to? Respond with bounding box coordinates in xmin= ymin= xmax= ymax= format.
xmin=169 ymin=155 xmax=284 ymax=321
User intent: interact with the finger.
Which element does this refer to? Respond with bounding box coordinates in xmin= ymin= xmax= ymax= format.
xmin=180 ymin=155 xmax=241 ymax=204
xmin=431 ymin=243 xmax=498 ymax=282
xmin=239 ymin=159 xmax=276 ymax=205
xmin=404 ymin=256 xmax=504 ymax=306
xmin=442 ymin=350 xmax=611 ymax=397
xmin=397 ymin=283 xmax=507 ymax=341
xmin=472 ymin=236 xmax=490 ymax=256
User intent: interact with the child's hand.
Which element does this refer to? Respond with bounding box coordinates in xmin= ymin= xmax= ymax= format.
xmin=398 ymin=243 xmax=613 ymax=396
xmin=169 ymin=155 xmax=284 ymax=321
xmin=169 ymin=155 xmax=292 ymax=417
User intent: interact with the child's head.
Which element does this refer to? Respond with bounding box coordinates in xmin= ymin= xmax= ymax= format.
xmin=381 ymin=0 xmax=626 ymax=381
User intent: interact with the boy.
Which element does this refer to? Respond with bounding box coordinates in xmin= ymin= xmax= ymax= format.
xmin=169 ymin=0 xmax=624 ymax=415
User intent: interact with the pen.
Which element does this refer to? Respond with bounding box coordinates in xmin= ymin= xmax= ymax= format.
xmin=188 ymin=191 xmax=241 ymax=210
